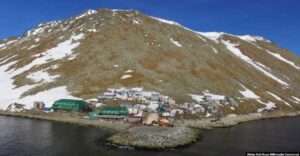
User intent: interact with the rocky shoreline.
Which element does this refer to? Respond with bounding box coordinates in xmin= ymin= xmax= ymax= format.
xmin=107 ymin=126 xmax=200 ymax=149
xmin=175 ymin=111 xmax=300 ymax=129
xmin=0 ymin=111 xmax=130 ymax=132
xmin=1 ymin=110 xmax=300 ymax=150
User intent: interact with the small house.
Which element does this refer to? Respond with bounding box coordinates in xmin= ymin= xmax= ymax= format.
xmin=128 ymin=107 xmax=139 ymax=115
xmin=86 ymin=98 xmax=98 ymax=104
xmin=150 ymin=92 xmax=160 ymax=101
xmin=147 ymin=101 xmax=160 ymax=112
xmin=161 ymin=112 xmax=171 ymax=117
xmin=33 ymin=101 xmax=45 ymax=111
xmin=159 ymin=118 xmax=172 ymax=127
xmin=170 ymin=109 xmax=184 ymax=117
xmin=6 ymin=103 xmax=26 ymax=112
xmin=143 ymin=113 xmax=159 ymax=125
xmin=52 ymin=99 xmax=87 ymax=112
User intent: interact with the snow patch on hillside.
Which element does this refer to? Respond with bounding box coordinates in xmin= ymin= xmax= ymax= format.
xmin=148 ymin=15 xmax=273 ymax=47
xmin=87 ymin=29 xmax=97 ymax=32
xmin=291 ymin=96 xmax=300 ymax=103
xmin=197 ymin=35 xmax=207 ymax=42
xmin=266 ymin=50 xmax=300 ymax=70
xmin=76 ymin=9 xmax=98 ymax=20
xmin=198 ymin=32 xmax=224 ymax=43
xmin=170 ymin=38 xmax=182 ymax=47
xmin=28 ymin=44 xmax=39 ymax=50
xmin=223 ymin=40 xmax=289 ymax=86
xmin=0 ymin=43 xmax=6 ymax=49
xmin=189 ymin=94 xmax=204 ymax=102
xmin=5 ymin=39 xmax=18 ymax=45
xmin=204 ymin=92 xmax=225 ymax=100
xmin=239 ymin=85 xmax=260 ymax=99
xmin=0 ymin=34 xmax=85 ymax=109
xmin=0 ymin=39 xmax=18 ymax=50
xmin=266 ymin=91 xmax=291 ymax=107
xmin=211 ymin=47 xmax=218 ymax=54
xmin=17 ymin=86 xmax=80 ymax=108
xmin=0 ymin=59 xmax=76 ymax=109
xmin=125 ymin=69 xmax=134 ymax=73
xmin=0 ymin=58 xmax=77 ymax=109
xmin=26 ymin=21 xmax=61 ymax=37
xmin=238 ymin=35 xmax=271 ymax=43
xmin=189 ymin=91 xmax=225 ymax=103
xmin=27 ymin=70 xmax=59 ymax=83
xmin=133 ymin=19 xmax=141 ymax=24
xmin=257 ymin=100 xmax=276 ymax=112
xmin=14 ymin=33 xmax=84 ymax=75
xmin=256 ymin=62 xmax=271 ymax=71
xmin=150 ymin=16 xmax=181 ymax=26
xmin=121 ymin=74 xmax=132 ymax=80
xmin=0 ymin=61 xmax=35 ymax=109
xmin=235 ymin=41 xmax=299 ymax=70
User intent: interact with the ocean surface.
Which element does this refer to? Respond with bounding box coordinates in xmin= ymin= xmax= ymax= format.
xmin=0 ymin=116 xmax=299 ymax=156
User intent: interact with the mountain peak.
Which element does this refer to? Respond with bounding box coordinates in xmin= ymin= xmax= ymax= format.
xmin=0 ymin=8 xmax=299 ymax=114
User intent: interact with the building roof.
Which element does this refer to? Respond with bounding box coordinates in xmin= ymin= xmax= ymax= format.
xmin=96 ymin=106 xmax=128 ymax=115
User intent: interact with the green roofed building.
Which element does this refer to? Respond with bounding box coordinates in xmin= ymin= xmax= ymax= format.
xmin=52 ymin=99 xmax=87 ymax=112
xmin=89 ymin=106 xmax=129 ymax=119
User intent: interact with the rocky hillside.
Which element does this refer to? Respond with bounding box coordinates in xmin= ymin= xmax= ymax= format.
xmin=0 ymin=9 xmax=300 ymax=113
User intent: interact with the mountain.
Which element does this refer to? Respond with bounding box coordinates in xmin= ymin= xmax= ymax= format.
xmin=0 ymin=9 xmax=300 ymax=113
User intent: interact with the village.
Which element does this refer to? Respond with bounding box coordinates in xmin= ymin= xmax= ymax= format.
xmin=4 ymin=87 xmax=240 ymax=127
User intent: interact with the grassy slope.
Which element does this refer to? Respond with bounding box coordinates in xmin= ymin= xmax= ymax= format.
xmin=0 ymin=9 xmax=299 ymax=114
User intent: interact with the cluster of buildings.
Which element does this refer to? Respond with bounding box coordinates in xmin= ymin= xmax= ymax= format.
xmin=4 ymin=87 xmax=239 ymax=125
xmin=91 ymin=87 xmax=182 ymax=126
xmin=6 ymin=101 xmax=47 ymax=113
xmin=98 ymin=87 xmax=174 ymax=105
xmin=186 ymin=92 xmax=239 ymax=117
xmin=88 ymin=88 xmax=239 ymax=122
